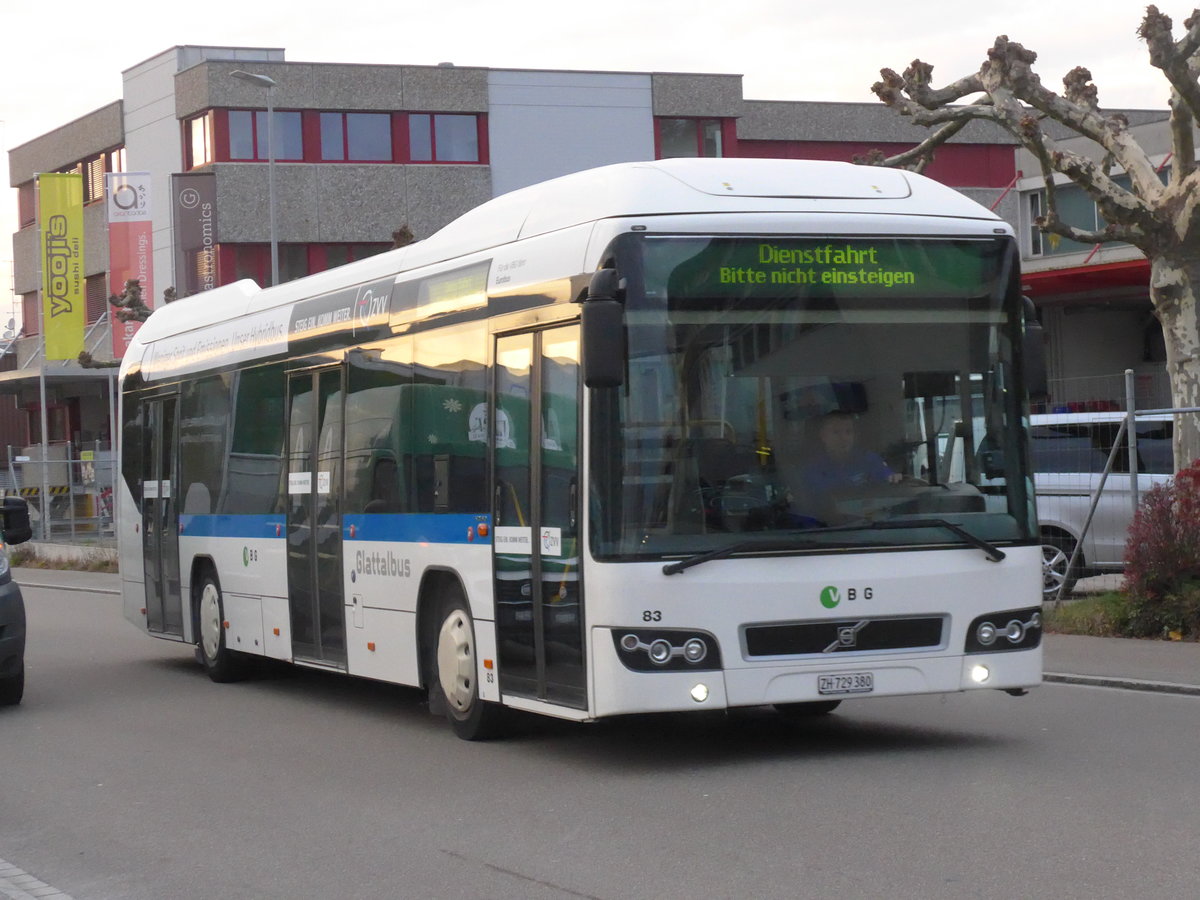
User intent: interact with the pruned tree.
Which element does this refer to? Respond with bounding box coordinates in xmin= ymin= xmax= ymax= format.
xmin=869 ymin=5 xmax=1200 ymax=468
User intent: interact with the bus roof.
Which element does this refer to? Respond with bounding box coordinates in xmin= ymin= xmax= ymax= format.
xmin=129 ymin=158 xmax=1005 ymax=352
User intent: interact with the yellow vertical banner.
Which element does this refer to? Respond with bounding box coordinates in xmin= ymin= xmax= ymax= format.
xmin=38 ymin=172 xmax=85 ymax=360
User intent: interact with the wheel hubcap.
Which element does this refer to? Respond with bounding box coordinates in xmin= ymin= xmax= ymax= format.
xmin=199 ymin=583 xmax=221 ymax=661
xmin=437 ymin=609 xmax=475 ymax=714
xmin=1042 ymin=545 xmax=1068 ymax=595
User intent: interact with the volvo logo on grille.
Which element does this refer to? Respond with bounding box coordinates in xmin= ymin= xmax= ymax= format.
xmin=824 ymin=620 xmax=869 ymax=653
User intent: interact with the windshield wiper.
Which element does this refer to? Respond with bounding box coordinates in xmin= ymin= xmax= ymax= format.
xmin=847 ymin=518 xmax=1006 ymax=563
xmin=662 ymin=537 xmax=825 ymax=575
xmin=661 ymin=518 xmax=1005 ymax=575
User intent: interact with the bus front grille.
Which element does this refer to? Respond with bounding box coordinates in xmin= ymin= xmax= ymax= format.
xmin=743 ymin=616 xmax=946 ymax=658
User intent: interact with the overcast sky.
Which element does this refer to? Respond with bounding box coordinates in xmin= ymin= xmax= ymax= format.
xmin=0 ymin=0 xmax=1179 ymax=320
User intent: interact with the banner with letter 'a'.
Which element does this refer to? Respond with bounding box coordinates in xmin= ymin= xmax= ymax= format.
xmin=38 ymin=172 xmax=85 ymax=360
xmin=106 ymin=171 xmax=154 ymax=358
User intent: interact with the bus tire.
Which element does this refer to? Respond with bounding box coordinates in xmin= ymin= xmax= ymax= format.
xmin=432 ymin=590 xmax=504 ymax=741
xmin=196 ymin=570 xmax=247 ymax=683
xmin=773 ymin=700 xmax=841 ymax=719
xmin=0 ymin=663 xmax=23 ymax=706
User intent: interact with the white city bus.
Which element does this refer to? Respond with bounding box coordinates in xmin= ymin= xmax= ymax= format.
xmin=119 ymin=158 xmax=1044 ymax=739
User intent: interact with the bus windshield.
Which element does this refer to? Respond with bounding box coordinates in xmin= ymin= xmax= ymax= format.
xmin=589 ymin=234 xmax=1037 ymax=561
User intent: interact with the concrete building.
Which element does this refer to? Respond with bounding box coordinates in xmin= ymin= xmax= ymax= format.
xmin=3 ymin=43 xmax=1167 ymax=468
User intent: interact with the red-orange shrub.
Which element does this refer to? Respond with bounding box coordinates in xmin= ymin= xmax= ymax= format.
xmin=1123 ymin=458 xmax=1200 ymax=638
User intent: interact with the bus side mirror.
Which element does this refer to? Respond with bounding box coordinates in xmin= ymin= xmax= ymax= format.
xmin=582 ymin=269 xmax=624 ymax=389
xmin=1 ymin=497 xmax=32 ymax=546
xmin=1022 ymin=296 xmax=1048 ymax=400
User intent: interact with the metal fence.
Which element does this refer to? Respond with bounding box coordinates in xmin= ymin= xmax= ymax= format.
xmin=1037 ymin=369 xmax=1192 ymax=603
xmin=2 ymin=442 xmax=116 ymax=543
xmin=1039 ymin=369 xmax=1171 ymax=417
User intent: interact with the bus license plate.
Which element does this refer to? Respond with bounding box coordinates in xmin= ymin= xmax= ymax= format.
xmin=818 ymin=672 xmax=874 ymax=695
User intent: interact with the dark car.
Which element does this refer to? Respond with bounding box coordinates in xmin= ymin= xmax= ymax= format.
xmin=0 ymin=498 xmax=35 ymax=706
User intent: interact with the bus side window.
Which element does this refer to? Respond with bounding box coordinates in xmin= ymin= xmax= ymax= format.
xmin=346 ymin=342 xmax=414 ymax=515
xmin=365 ymin=458 xmax=401 ymax=513
xmin=219 ymin=364 xmax=286 ymax=516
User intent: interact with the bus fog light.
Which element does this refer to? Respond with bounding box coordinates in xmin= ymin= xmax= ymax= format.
xmin=690 ymin=683 xmax=709 ymax=703
xmin=620 ymin=633 xmax=640 ymax=652
xmin=648 ymin=640 xmax=672 ymax=665
xmin=683 ymin=638 xmax=707 ymax=663
xmin=1004 ymin=620 xmax=1025 ymax=643
xmin=976 ymin=622 xmax=997 ymax=646
xmin=970 ymin=664 xmax=991 ymax=684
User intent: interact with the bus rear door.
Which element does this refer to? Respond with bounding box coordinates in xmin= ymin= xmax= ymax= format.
xmin=286 ymin=367 xmax=347 ymax=666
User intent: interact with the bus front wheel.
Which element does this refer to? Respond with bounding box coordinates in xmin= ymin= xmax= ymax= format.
xmin=196 ymin=571 xmax=246 ymax=683
xmin=431 ymin=591 xmax=504 ymax=741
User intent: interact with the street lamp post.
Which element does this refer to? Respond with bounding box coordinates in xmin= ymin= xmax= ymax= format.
xmin=230 ymin=70 xmax=279 ymax=287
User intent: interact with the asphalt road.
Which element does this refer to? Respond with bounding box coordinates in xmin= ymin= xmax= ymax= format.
xmin=3 ymin=582 xmax=1198 ymax=900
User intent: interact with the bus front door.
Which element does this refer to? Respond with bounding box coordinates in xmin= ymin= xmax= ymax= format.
xmin=286 ymin=367 xmax=347 ymax=667
xmin=142 ymin=395 xmax=183 ymax=636
xmin=493 ymin=326 xmax=585 ymax=709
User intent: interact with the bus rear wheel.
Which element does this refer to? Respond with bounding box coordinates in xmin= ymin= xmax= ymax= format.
xmin=432 ymin=591 xmax=503 ymax=741
xmin=196 ymin=571 xmax=247 ymax=683
xmin=774 ymin=700 xmax=841 ymax=719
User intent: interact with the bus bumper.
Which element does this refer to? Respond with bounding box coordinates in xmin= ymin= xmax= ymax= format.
xmin=591 ymin=627 xmax=1041 ymax=718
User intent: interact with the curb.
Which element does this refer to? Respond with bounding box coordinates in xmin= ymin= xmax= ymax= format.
xmin=16 ymin=580 xmax=120 ymax=596
xmin=1044 ymin=672 xmax=1200 ymax=697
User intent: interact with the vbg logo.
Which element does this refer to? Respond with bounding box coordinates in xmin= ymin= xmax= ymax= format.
xmin=819 ymin=585 xmax=873 ymax=609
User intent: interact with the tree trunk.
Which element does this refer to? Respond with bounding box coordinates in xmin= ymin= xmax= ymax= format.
xmin=1149 ymin=255 xmax=1200 ymax=470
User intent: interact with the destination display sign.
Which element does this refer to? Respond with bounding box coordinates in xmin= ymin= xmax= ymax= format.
xmin=289 ymin=276 xmax=394 ymax=349
xmin=657 ymin=237 xmax=1006 ymax=299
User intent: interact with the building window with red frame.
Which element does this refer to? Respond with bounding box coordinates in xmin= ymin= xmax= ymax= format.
xmin=320 ymin=112 xmax=393 ymax=161
xmin=408 ymin=114 xmax=481 ymax=162
xmin=228 ymin=110 xmax=304 ymax=161
xmin=657 ymin=118 xmax=724 ymax=159
xmin=186 ymin=112 xmax=215 ymax=169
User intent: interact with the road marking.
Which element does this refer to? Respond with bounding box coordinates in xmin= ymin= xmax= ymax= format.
xmin=0 ymin=857 xmax=74 ymax=900
xmin=440 ymin=849 xmax=602 ymax=899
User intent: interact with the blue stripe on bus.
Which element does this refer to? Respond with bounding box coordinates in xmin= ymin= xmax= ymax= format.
xmin=179 ymin=515 xmax=286 ymax=539
xmin=344 ymin=513 xmax=491 ymax=544
xmin=177 ymin=513 xmax=491 ymax=544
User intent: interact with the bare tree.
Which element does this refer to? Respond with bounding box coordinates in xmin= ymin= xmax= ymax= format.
xmin=870 ymin=5 xmax=1200 ymax=466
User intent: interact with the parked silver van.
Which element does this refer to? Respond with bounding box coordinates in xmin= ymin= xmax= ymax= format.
xmin=1031 ymin=411 xmax=1173 ymax=596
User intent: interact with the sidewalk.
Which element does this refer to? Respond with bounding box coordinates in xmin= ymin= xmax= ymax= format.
xmin=1042 ymin=633 xmax=1200 ymax=695
xmin=14 ymin=567 xmax=120 ymax=595
xmin=12 ymin=567 xmax=1200 ymax=696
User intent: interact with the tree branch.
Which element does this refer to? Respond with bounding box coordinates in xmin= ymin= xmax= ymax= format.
xmin=875 ymin=31 xmax=1169 ymax=243
xmin=859 ymin=89 xmax=989 ymax=171
xmin=873 ymin=117 xmax=971 ymax=171
xmin=983 ymin=38 xmax=1164 ymax=203
xmin=1037 ymin=210 xmax=1141 ymax=245
xmin=1140 ymin=6 xmax=1200 ymax=126
xmin=1168 ymin=91 xmax=1196 ymax=182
